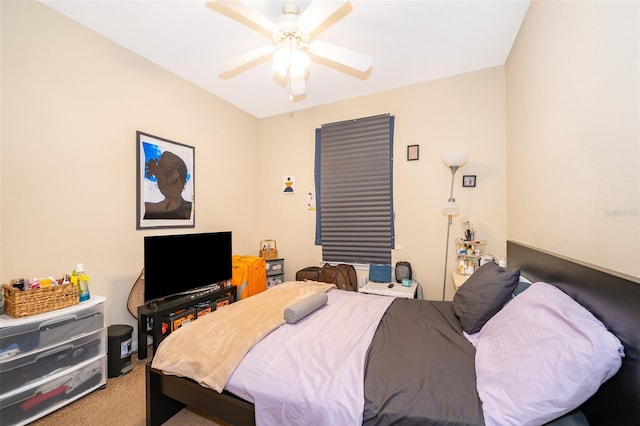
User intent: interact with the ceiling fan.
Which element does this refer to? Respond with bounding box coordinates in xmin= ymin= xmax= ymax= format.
xmin=206 ymin=0 xmax=372 ymax=98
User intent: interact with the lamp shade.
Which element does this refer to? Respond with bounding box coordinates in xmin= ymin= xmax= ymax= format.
xmin=272 ymin=39 xmax=311 ymax=78
xmin=442 ymin=201 xmax=459 ymax=216
xmin=272 ymin=47 xmax=290 ymax=77
xmin=442 ymin=152 xmax=469 ymax=168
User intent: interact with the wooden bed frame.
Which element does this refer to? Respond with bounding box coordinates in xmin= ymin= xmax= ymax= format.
xmin=145 ymin=240 xmax=640 ymax=426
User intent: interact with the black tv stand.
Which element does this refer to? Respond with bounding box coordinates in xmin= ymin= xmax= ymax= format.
xmin=146 ymin=285 xmax=224 ymax=312
xmin=137 ymin=284 xmax=237 ymax=360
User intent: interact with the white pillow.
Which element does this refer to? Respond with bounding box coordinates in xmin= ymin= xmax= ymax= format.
xmin=475 ymin=282 xmax=624 ymax=426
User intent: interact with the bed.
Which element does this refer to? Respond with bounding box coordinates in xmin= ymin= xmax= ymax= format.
xmin=145 ymin=241 xmax=640 ymax=425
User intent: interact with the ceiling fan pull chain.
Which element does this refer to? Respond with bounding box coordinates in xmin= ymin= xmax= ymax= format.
xmin=287 ymin=36 xmax=294 ymax=77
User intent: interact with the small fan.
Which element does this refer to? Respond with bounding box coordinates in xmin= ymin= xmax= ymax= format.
xmin=206 ymin=0 xmax=372 ymax=97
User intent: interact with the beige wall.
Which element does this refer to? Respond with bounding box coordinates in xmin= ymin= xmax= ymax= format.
xmin=506 ymin=0 xmax=639 ymax=278
xmin=1 ymin=1 xmax=261 ymax=333
xmin=258 ymin=67 xmax=508 ymax=300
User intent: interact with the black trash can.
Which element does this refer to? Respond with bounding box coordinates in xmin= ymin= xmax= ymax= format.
xmin=107 ymin=324 xmax=133 ymax=378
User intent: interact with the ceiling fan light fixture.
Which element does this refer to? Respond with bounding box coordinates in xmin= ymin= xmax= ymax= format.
xmin=272 ymin=47 xmax=290 ymax=77
xmin=272 ymin=43 xmax=310 ymax=78
xmin=209 ymin=0 xmax=370 ymax=98
xmin=289 ymin=72 xmax=306 ymax=96
xmin=289 ymin=49 xmax=310 ymax=74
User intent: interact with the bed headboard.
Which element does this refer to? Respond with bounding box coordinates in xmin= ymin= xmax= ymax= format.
xmin=507 ymin=241 xmax=640 ymax=426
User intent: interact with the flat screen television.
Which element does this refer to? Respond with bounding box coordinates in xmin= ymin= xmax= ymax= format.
xmin=143 ymin=231 xmax=232 ymax=303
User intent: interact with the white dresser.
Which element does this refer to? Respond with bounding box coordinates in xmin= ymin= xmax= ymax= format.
xmin=0 ymin=295 xmax=107 ymax=426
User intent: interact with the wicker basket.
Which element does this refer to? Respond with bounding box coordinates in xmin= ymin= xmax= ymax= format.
xmin=259 ymin=239 xmax=278 ymax=260
xmin=2 ymin=283 xmax=79 ymax=318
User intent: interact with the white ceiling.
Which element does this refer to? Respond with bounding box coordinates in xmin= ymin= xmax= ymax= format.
xmin=40 ymin=0 xmax=530 ymax=119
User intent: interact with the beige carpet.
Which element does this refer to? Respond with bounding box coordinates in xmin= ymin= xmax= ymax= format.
xmin=29 ymin=352 xmax=228 ymax=426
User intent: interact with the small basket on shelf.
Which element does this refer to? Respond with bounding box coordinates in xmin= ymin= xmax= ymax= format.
xmin=259 ymin=239 xmax=278 ymax=260
xmin=2 ymin=283 xmax=79 ymax=318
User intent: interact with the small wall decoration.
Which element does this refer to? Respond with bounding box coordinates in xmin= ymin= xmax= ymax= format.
xmin=462 ymin=175 xmax=476 ymax=188
xmin=407 ymin=144 xmax=419 ymax=161
xmin=136 ymin=131 xmax=195 ymax=229
xmin=307 ymin=192 xmax=316 ymax=210
xmin=283 ymin=176 xmax=295 ymax=194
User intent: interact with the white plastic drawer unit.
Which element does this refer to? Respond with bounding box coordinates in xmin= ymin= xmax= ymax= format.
xmin=0 ymin=295 xmax=107 ymax=426
xmin=267 ymin=274 xmax=284 ymax=288
xmin=0 ymin=300 xmax=104 ymax=356
xmin=0 ymin=355 xmax=106 ymax=426
xmin=266 ymin=259 xmax=284 ymax=275
xmin=0 ymin=328 xmax=106 ymax=395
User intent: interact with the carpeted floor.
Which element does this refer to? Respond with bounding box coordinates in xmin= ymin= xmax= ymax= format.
xmin=29 ymin=351 xmax=226 ymax=426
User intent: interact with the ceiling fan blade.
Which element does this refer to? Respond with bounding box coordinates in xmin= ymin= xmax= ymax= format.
xmin=206 ymin=1 xmax=277 ymax=34
xmin=298 ymin=0 xmax=347 ymax=33
xmin=289 ymin=73 xmax=306 ymax=96
xmin=219 ymin=45 xmax=275 ymax=74
xmin=308 ymin=40 xmax=372 ymax=72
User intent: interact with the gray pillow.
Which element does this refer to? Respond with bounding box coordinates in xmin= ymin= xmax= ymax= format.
xmin=284 ymin=291 xmax=328 ymax=324
xmin=453 ymin=262 xmax=520 ymax=334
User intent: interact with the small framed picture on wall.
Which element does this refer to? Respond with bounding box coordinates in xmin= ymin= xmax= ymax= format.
xmin=462 ymin=175 xmax=476 ymax=188
xmin=407 ymin=145 xmax=419 ymax=161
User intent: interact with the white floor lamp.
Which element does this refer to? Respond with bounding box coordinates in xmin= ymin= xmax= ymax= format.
xmin=441 ymin=152 xmax=469 ymax=301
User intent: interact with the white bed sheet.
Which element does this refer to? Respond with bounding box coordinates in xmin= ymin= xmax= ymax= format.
xmin=225 ymin=290 xmax=394 ymax=426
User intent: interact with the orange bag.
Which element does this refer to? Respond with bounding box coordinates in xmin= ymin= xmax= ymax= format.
xmin=231 ymin=255 xmax=267 ymax=300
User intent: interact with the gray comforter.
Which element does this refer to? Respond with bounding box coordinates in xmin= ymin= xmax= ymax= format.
xmin=363 ymin=299 xmax=485 ymax=425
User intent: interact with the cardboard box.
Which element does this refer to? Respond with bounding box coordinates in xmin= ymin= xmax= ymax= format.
xmin=160 ymin=308 xmax=196 ymax=336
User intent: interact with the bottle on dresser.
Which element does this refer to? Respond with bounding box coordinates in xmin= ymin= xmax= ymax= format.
xmin=72 ymin=263 xmax=91 ymax=302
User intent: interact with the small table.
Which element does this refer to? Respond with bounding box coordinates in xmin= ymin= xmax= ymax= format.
xmin=452 ymin=272 xmax=471 ymax=290
xmin=359 ymin=281 xmax=417 ymax=299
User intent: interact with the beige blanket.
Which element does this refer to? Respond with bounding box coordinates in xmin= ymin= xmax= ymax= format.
xmin=151 ymin=281 xmax=336 ymax=392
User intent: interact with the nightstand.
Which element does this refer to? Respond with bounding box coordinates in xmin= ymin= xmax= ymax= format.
xmin=452 ymin=272 xmax=470 ymax=290
xmin=359 ymin=281 xmax=417 ymax=299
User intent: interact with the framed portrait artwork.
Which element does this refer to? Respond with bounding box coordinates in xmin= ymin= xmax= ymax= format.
xmin=462 ymin=175 xmax=476 ymax=188
xmin=136 ymin=131 xmax=195 ymax=229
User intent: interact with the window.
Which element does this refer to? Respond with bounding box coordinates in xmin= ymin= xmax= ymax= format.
xmin=315 ymin=114 xmax=395 ymax=264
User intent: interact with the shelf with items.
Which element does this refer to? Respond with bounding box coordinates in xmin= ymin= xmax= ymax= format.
xmin=456 ymin=239 xmax=486 ymax=275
